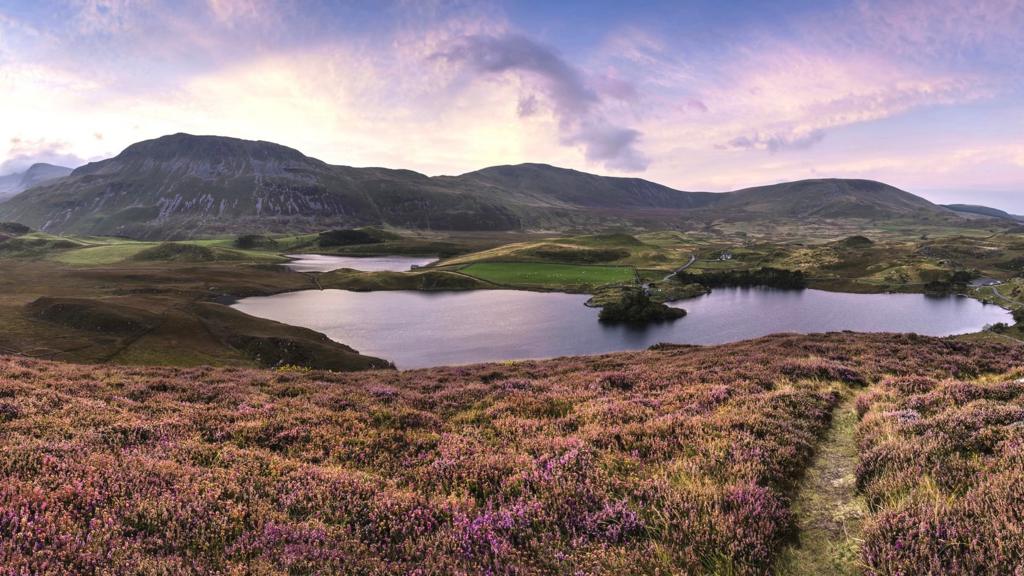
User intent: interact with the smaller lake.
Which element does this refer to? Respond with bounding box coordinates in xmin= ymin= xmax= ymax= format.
xmin=283 ymin=254 xmax=437 ymax=273
xmin=232 ymin=287 xmax=1012 ymax=369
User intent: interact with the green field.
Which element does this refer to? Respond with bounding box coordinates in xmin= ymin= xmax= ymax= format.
xmin=51 ymin=242 xmax=156 ymax=264
xmin=460 ymin=262 xmax=636 ymax=288
xmin=50 ymin=240 xmax=286 ymax=265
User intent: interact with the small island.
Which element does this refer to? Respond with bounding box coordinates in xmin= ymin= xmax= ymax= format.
xmin=598 ymin=289 xmax=687 ymax=324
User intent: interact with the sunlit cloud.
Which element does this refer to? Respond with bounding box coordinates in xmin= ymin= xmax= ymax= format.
xmin=434 ymin=33 xmax=648 ymax=171
xmin=0 ymin=137 xmax=85 ymax=173
xmin=0 ymin=0 xmax=1022 ymax=208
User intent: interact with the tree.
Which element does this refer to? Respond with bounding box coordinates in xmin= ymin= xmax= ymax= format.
xmin=599 ymin=290 xmax=686 ymax=323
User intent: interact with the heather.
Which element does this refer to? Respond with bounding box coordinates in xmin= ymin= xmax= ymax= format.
xmin=857 ymin=372 xmax=1024 ymax=574
xmin=0 ymin=333 xmax=1020 ymax=575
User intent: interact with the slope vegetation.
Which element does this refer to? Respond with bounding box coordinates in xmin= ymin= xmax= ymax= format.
xmin=711 ymin=179 xmax=953 ymax=221
xmin=1 ymin=333 xmax=1019 ymax=574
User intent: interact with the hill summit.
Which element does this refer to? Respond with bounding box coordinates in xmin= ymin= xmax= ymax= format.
xmin=713 ymin=178 xmax=946 ymax=220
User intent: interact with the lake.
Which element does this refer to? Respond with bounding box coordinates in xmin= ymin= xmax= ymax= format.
xmin=283 ymin=254 xmax=437 ymax=273
xmin=232 ymin=287 xmax=1012 ymax=369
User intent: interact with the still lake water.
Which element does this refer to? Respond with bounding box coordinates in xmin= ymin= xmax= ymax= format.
xmin=232 ymin=287 xmax=1012 ymax=369
xmin=283 ymin=254 xmax=437 ymax=273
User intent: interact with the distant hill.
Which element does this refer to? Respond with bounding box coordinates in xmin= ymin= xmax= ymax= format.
xmin=0 ymin=133 xmax=973 ymax=238
xmin=0 ymin=163 xmax=72 ymax=203
xmin=706 ymin=179 xmax=956 ymax=222
xmin=943 ymin=204 xmax=1024 ymax=222
xmin=449 ymin=163 xmax=718 ymax=210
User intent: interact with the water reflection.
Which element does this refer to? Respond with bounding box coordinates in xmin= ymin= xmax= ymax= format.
xmin=283 ymin=254 xmax=436 ymax=273
xmin=232 ymin=287 xmax=1011 ymax=369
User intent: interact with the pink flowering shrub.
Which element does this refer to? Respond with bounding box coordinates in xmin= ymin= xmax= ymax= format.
xmin=0 ymin=333 xmax=1020 ymax=574
xmin=858 ymin=371 xmax=1024 ymax=575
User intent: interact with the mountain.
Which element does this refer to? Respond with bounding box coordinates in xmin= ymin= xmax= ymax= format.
xmin=0 ymin=134 xmax=529 ymax=237
xmin=0 ymin=134 xmax=715 ymax=237
xmin=0 ymin=133 xmax=970 ymax=238
xmin=449 ymin=163 xmax=718 ymax=210
xmin=706 ymin=179 xmax=955 ymax=221
xmin=943 ymin=204 xmax=1024 ymax=222
xmin=0 ymin=163 xmax=72 ymax=202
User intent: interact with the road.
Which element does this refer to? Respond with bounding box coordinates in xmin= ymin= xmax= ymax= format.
xmin=663 ymin=254 xmax=697 ymax=282
xmin=991 ymin=285 xmax=1023 ymax=307
xmin=640 ymin=254 xmax=697 ymax=294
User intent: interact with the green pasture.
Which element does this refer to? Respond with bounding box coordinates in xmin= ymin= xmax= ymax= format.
xmin=460 ymin=262 xmax=636 ymax=289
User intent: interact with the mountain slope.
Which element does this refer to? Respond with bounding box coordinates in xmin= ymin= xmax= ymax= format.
xmin=0 ymin=174 xmax=18 ymax=201
xmin=0 ymin=163 xmax=72 ymax=202
xmin=448 ymin=163 xmax=718 ymax=209
xmin=0 ymin=134 xmax=716 ymax=238
xmin=707 ymin=179 xmax=955 ymax=221
xmin=0 ymin=134 xmax=524 ymax=237
xmin=0 ymin=133 xmax=970 ymax=238
xmin=943 ymin=203 xmax=1024 ymax=222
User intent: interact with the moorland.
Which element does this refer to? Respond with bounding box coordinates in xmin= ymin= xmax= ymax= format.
xmin=2 ymin=219 xmax=1023 ymax=372
xmin=2 ymin=334 xmax=1022 ymax=574
xmin=1 ymin=133 xmax=1023 ymax=574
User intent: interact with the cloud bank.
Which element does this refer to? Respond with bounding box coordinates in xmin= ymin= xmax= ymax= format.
xmin=0 ymin=138 xmax=84 ymax=174
xmin=1 ymin=0 xmax=1023 ymax=208
xmin=435 ymin=33 xmax=649 ymax=171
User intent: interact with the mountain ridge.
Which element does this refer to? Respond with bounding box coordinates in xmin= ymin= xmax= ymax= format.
xmin=943 ymin=203 xmax=1024 ymax=222
xmin=0 ymin=133 xmax=967 ymax=238
xmin=0 ymin=162 xmax=73 ymax=203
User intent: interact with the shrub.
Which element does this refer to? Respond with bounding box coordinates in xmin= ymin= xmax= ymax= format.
xmin=131 ymin=242 xmax=217 ymax=262
xmin=318 ymin=228 xmax=391 ymax=247
xmin=599 ymin=290 xmax=686 ymax=323
xmin=675 ymin=267 xmax=807 ymax=289
xmin=858 ymin=376 xmax=1024 ymax=575
xmin=233 ymin=234 xmax=279 ymax=250
xmin=0 ymin=222 xmax=30 ymax=236
xmin=0 ymin=334 xmax=1020 ymax=574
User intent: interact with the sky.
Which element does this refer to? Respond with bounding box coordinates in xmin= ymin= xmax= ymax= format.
xmin=1 ymin=0 xmax=1022 ymax=210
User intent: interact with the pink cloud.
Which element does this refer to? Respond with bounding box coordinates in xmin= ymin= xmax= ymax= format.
xmin=850 ymin=0 xmax=1024 ymax=64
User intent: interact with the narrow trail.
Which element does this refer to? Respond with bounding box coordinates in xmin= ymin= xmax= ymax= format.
xmin=776 ymin=395 xmax=866 ymax=576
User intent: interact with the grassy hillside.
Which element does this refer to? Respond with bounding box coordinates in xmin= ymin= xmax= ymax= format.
xmin=450 ymin=163 xmax=717 ymax=209
xmin=711 ymin=179 xmax=954 ymax=221
xmin=0 ymin=257 xmax=390 ymax=371
xmin=944 ymin=204 xmax=1023 ymax=222
xmin=461 ymin=262 xmax=636 ymax=290
xmin=430 ymin=229 xmax=1024 ymax=300
xmin=1 ymin=333 xmax=1020 ymax=574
